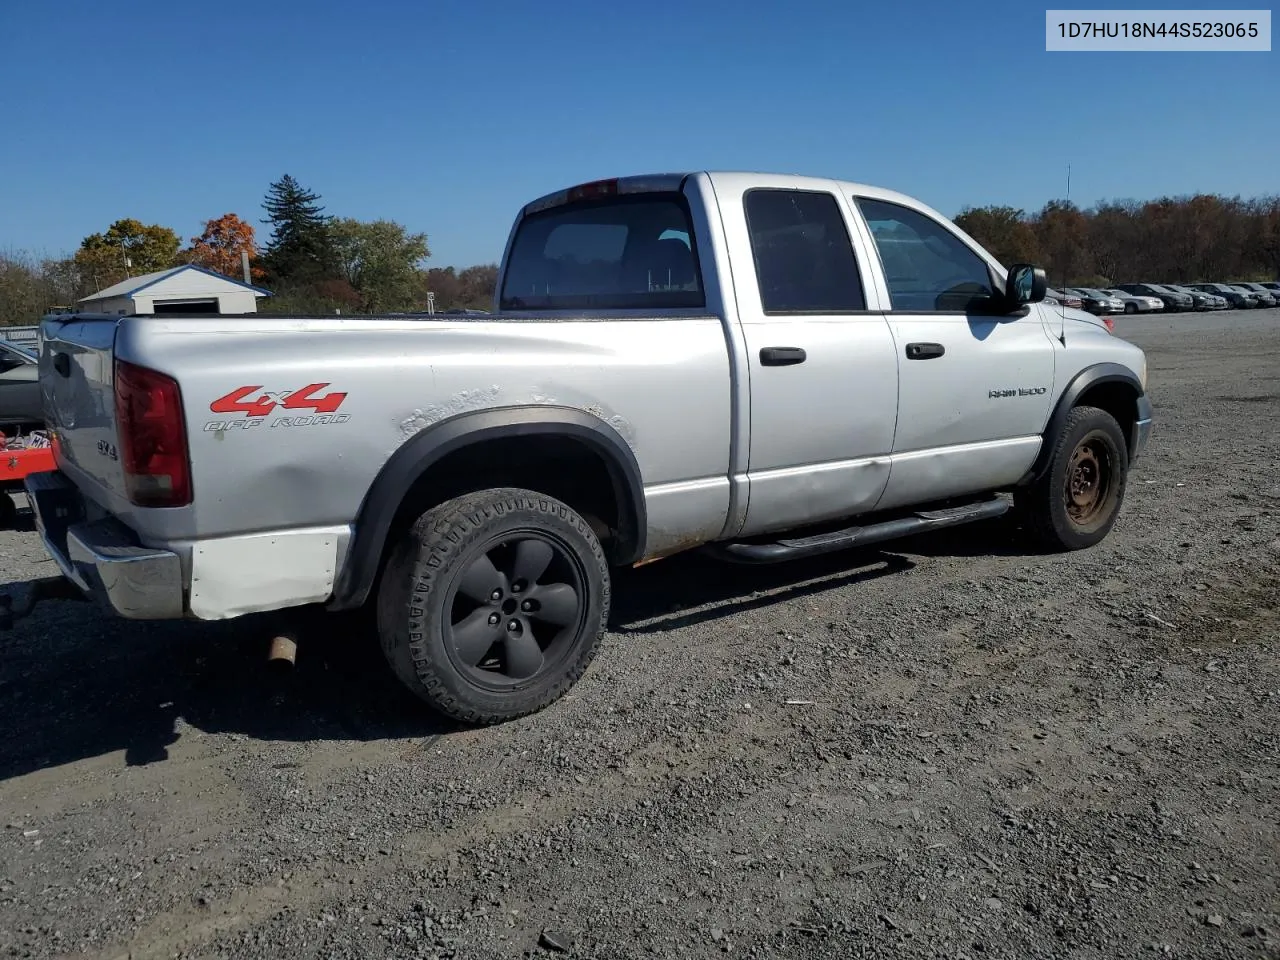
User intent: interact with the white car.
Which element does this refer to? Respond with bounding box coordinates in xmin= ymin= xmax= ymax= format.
xmin=1102 ymin=289 xmax=1163 ymax=314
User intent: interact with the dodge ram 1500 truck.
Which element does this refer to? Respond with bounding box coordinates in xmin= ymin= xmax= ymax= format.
xmin=8 ymin=171 xmax=1152 ymax=725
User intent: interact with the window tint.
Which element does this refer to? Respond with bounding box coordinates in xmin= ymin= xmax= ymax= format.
xmin=499 ymin=194 xmax=703 ymax=311
xmin=856 ymin=198 xmax=996 ymax=312
xmin=743 ymin=190 xmax=866 ymax=313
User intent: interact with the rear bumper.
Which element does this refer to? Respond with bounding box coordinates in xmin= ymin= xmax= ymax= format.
xmin=25 ymin=471 xmax=185 ymax=620
xmin=1131 ymin=396 xmax=1153 ymax=462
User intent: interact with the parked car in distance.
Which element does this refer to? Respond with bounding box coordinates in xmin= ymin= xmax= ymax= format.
xmin=1257 ymin=281 xmax=1280 ymax=296
xmin=1227 ymin=284 xmax=1265 ymax=308
xmin=1065 ymin=287 xmax=1124 ymax=315
xmin=1117 ymin=283 xmax=1193 ymax=312
xmin=1061 ymin=288 xmax=1100 ymax=312
xmin=11 ymin=170 xmax=1154 ymax=725
xmin=0 ymin=339 xmax=43 ymax=429
xmin=1187 ymin=282 xmax=1255 ymax=308
xmin=1164 ymin=284 xmax=1228 ymax=310
xmin=1046 ymin=287 xmax=1083 ymax=309
xmin=1234 ymin=282 xmax=1278 ymax=307
xmin=1103 ymin=288 xmax=1163 ymax=314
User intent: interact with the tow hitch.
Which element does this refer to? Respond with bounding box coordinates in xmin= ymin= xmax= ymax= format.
xmin=0 ymin=576 xmax=89 ymax=630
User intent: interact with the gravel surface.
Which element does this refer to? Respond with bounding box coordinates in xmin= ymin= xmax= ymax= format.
xmin=1 ymin=309 xmax=1278 ymax=960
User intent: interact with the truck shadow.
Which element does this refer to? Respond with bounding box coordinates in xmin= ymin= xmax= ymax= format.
xmin=0 ymin=519 xmax=1023 ymax=782
xmin=0 ymin=604 xmax=453 ymax=782
xmin=884 ymin=513 xmax=1037 ymax=559
xmin=608 ymin=548 xmax=915 ymax=633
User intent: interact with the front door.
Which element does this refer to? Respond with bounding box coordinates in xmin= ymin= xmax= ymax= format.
xmin=713 ymin=178 xmax=901 ymax=538
xmin=847 ymin=195 xmax=1057 ymax=511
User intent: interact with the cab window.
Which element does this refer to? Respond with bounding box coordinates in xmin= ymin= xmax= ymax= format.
xmin=856 ymin=197 xmax=997 ymax=312
xmin=742 ymin=189 xmax=866 ymax=314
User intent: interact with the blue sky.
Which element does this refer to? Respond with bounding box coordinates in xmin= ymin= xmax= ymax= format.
xmin=1 ymin=0 xmax=1275 ymax=269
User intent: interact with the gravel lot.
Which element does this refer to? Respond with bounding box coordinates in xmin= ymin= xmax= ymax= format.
xmin=1 ymin=309 xmax=1278 ymax=960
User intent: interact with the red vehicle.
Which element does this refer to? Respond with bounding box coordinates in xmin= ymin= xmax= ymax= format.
xmin=0 ymin=431 xmax=54 ymax=526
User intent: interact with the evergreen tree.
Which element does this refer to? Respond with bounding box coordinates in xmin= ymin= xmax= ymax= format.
xmin=260 ymin=174 xmax=336 ymax=282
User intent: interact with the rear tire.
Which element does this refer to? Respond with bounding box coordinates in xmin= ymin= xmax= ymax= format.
xmin=376 ymin=487 xmax=611 ymax=725
xmin=1016 ymin=405 xmax=1129 ymax=551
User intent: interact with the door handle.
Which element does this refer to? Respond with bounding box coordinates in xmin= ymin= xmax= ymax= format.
xmin=760 ymin=346 xmax=806 ymax=366
xmin=905 ymin=342 xmax=945 ymax=360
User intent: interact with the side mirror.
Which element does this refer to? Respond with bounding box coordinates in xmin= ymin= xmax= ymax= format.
xmin=1005 ymin=263 xmax=1047 ymax=305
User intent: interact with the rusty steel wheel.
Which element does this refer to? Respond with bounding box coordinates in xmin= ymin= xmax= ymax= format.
xmin=1064 ymin=435 xmax=1114 ymax=527
xmin=1016 ymin=405 xmax=1129 ymax=551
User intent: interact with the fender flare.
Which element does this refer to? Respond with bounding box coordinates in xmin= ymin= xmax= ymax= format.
xmin=328 ymin=405 xmax=647 ymax=611
xmin=1021 ymin=362 xmax=1144 ymax=485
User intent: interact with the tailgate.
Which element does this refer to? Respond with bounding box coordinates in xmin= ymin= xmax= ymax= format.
xmin=38 ymin=315 xmax=129 ymax=506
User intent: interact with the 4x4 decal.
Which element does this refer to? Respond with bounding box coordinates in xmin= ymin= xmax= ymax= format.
xmin=205 ymin=383 xmax=351 ymax=432
xmin=210 ymin=383 xmax=347 ymax=417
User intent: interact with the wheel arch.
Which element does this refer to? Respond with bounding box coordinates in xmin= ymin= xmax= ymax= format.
xmin=1022 ymin=362 xmax=1144 ymax=486
xmin=329 ymin=405 xmax=647 ymax=611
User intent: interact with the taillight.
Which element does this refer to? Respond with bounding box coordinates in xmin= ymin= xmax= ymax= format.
xmin=114 ymin=359 xmax=192 ymax=507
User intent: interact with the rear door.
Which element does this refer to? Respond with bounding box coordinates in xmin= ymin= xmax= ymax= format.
xmin=848 ymin=194 xmax=1056 ymax=511
xmin=712 ymin=175 xmax=899 ymax=537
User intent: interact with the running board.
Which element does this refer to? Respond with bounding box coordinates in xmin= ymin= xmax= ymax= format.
xmin=705 ymin=498 xmax=1010 ymax=564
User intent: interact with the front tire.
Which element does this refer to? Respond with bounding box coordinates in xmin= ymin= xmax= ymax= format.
xmin=1016 ymin=405 xmax=1129 ymax=551
xmin=376 ymin=488 xmax=611 ymax=725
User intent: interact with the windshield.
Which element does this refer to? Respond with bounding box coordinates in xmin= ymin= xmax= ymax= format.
xmin=0 ymin=340 xmax=35 ymax=361
xmin=500 ymin=193 xmax=704 ymax=311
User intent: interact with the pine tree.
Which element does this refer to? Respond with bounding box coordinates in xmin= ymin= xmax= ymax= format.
xmin=260 ymin=174 xmax=336 ymax=282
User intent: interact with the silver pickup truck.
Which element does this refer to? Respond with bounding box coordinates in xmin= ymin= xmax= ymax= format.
xmin=9 ymin=171 xmax=1152 ymax=725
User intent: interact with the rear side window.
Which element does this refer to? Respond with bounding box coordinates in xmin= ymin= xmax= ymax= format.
xmin=856 ymin=197 xmax=996 ymax=312
xmin=743 ymin=190 xmax=866 ymax=313
xmin=499 ymin=194 xmax=703 ymax=310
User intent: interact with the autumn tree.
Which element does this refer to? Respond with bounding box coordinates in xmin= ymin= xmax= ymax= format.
xmin=186 ymin=213 xmax=263 ymax=281
xmin=329 ymin=218 xmax=430 ymax=311
xmin=260 ymin=174 xmax=336 ymax=283
xmin=953 ymin=206 xmax=1039 ymax=267
xmin=1033 ymin=200 xmax=1092 ymax=288
xmin=422 ymin=266 xmax=462 ymax=309
xmin=1087 ymin=200 xmax=1142 ymax=283
xmin=1249 ymin=196 xmax=1280 ymax=279
xmin=74 ymin=218 xmax=181 ymax=291
xmin=457 ymin=264 xmax=499 ymax=308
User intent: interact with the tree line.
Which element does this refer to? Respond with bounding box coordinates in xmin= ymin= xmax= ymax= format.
xmin=4 ymin=185 xmax=1278 ymax=328
xmin=0 ymin=174 xmax=498 ymax=326
xmin=954 ymin=193 xmax=1280 ymax=288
